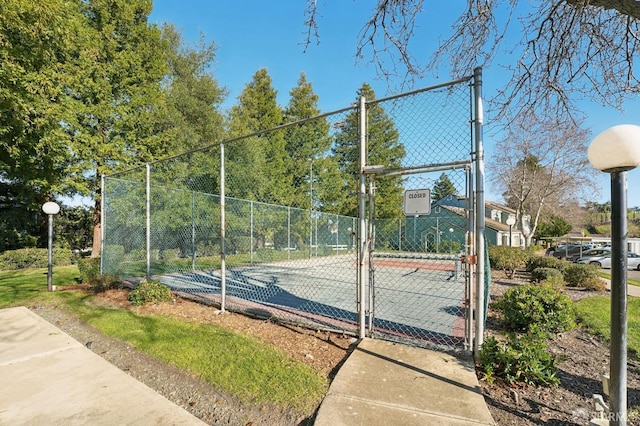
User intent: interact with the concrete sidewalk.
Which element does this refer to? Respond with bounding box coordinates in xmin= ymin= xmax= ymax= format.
xmin=0 ymin=306 xmax=206 ymax=425
xmin=605 ymin=280 xmax=640 ymax=297
xmin=314 ymin=338 xmax=495 ymax=426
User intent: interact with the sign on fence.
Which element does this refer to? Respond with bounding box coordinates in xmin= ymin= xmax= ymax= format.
xmin=404 ymin=189 xmax=431 ymax=216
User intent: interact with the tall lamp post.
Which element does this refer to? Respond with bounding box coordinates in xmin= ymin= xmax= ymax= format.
xmin=588 ymin=124 xmax=640 ymax=426
xmin=506 ymin=215 xmax=516 ymax=247
xmin=42 ymin=201 xmax=61 ymax=292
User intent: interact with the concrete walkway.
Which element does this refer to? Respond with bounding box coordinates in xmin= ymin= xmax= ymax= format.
xmin=0 ymin=307 xmax=205 ymax=425
xmin=602 ymin=279 xmax=640 ymax=297
xmin=314 ymin=338 xmax=495 ymax=426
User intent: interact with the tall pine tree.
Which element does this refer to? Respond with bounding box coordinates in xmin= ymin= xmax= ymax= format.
xmin=227 ymin=69 xmax=292 ymax=205
xmin=63 ymin=0 xmax=170 ymax=255
xmin=331 ymin=83 xmax=405 ymax=218
xmin=432 ymin=173 xmax=457 ymax=201
xmin=283 ymin=73 xmax=331 ymax=209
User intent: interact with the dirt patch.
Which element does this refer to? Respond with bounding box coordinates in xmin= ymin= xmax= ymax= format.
xmin=482 ymin=271 xmax=640 ymax=425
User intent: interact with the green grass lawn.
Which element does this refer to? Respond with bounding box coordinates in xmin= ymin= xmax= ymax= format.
xmin=0 ymin=266 xmax=327 ymax=411
xmin=575 ymin=296 xmax=640 ymax=359
xmin=598 ymin=270 xmax=640 ymax=287
xmin=0 ymin=265 xmax=81 ymax=308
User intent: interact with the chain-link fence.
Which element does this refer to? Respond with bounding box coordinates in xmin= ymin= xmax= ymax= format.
xmin=103 ymin=71 xmax=485 ymax=352
xmin=363 ymin=81 xmax=476 ymax=349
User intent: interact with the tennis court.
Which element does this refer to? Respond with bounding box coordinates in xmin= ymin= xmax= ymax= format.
xmin=156 ymin=252 xmax=467 ymax=350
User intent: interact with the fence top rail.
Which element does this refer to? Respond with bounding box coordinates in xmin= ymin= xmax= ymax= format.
xmin=366 ymin=75 xmax=473 ymax=105
xmin=105 ymin=105 xmax=358 ymax=179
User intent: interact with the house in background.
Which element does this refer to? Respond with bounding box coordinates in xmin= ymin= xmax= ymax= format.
xmin=398 ymin=195 xmax=525 ymax=252
xmin=389 ymin=194 xmax=527 ymax=253
xmin=485 ymin=201 xmax=527 ymax=248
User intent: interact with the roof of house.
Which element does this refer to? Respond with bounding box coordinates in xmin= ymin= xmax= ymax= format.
xmin=485 ymin=200 xmax=516 ymax=215
xmin=440 ymin=205 xmax=517 ymax=233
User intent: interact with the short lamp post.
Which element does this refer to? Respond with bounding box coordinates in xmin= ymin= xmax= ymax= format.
xmin=588 ymin=124 xmax=640 ymax=426
xmin=506 ymin=215 xmax=516 ymax=247
xmin=42 ymin=201 xmax=61 ymax=292
xmin=448 ymin=228 xmax=454 ymax=253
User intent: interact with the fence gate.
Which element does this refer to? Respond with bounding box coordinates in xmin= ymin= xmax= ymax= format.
xmin=358 ymin=70 xmax=485 ymax=352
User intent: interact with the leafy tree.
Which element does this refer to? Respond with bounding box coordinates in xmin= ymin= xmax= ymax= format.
xmin=0 ymin=0 xmax=81 ymax=250
xmin=153 ymin=24 xmax=227 ymax=195
xmin=331 ymin=83 xmax=405 ymax=218
xmin=55 ymin=205 xmax=94 ymax=250
xmin=491 ymin=112 xmax=597 ymax=246
xmin=160 ymin=24 xmax=227 ymax=153
xmin=535 ymin=215 xmax=572 ymax=239
xmin=303 ymin=1 xmax=640 ymax=124
xmin=432 ymin=173 xmax=457 ymax=202
xmin=61 ymin=0 xmax=171 ymax=256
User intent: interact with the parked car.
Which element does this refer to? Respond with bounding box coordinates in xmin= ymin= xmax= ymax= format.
xmin=548 ymin=244 xmax=595 ymax=261
xmin=586 ymin=252 xmax=640 ymax=270
xmin=575 ymin=248 xmax=612 ymax=264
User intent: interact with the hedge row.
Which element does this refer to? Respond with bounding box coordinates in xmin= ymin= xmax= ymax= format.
xmin=0 ymin=248 xmax=74 ymax=270
xmin=488 ymin=245 xmax=605 ymax=291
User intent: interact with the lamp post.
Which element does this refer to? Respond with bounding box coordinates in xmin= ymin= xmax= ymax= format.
xmin=588 ymin=124 xmax=640 ymax=426
xmin=42 ymin=201 xmax=60 ymax=292
xmin=448 ymin=228 xmax=454 ymax=253
xmin=506 ymin=215 xmax=516 ymax=247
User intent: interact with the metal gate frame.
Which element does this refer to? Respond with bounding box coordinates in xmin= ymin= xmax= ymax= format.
xmin=355 ymin=67 xmax=486 ymax=355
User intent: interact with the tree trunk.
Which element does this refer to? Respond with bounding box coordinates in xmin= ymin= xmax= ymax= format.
xmin=91 ymin=198 xmax=101 ymax=258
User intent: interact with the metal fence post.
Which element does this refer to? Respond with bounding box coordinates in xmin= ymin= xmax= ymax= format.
xmin=220 ymin=143 xmax=226 ymax=312
xmin=473 ymin=66 xmax=486 ymax=359
xmin=100 ymin=174 xmax=105 ymax=276
xmin=250 ymin=201 xmax=254 ymax=264
xmin=288 ymin=206 xmax=291 ymax=260
xmin=358 ymin=95 xmax=367 ymax=339
xmin=146 ymin=163 xmax=151 ymax=280
xmin=192 ymin=191 xmax=196 ymax=272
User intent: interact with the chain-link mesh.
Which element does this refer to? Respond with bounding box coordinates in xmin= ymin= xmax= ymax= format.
xmin=366 ymin=79 xmax=474 ymax=351
xmin=102 ymin=76 xmax=477 ymax=350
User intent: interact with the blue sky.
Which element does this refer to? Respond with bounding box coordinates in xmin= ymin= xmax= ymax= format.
xmin=149 ymin=1 xmax=640 ymax=208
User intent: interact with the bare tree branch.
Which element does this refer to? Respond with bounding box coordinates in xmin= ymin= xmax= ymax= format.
xmin=490 ymin=112 xmax=598 ymax=245
xmin=303 ymin=1 xmax=640 ymax=125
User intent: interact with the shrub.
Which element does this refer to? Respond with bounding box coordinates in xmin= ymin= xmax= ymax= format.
xmin=128 ymin=279 xmax=173 ymax=306
xmin=0 ymin=248 xmax=73 ymax=270
xmin=488 ymin=246 xmax=531 ymax=278
xmin=78 ymin=257 xmax=122 ymax=293
xmin=196 ymin=243 xmax=220 ymax=257
xmin=526 ymin=256 xmax=566 ymax=273
xmin=563 ymin=263 xmax=604 ymax=290
xmin=495 ymin=284 xmax=576 ymax=334
xmin=124 ymin=249 xmax=147 ymax=262
xmin=530 ymin=267 xmax=565 ymax=289
xmin=78 ymin=257 xmax=100 ymax=284
xmin=479 ymin=330 xmax=560 ymax=386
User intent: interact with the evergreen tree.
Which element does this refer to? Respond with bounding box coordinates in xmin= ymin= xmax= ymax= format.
xmin=227 ymin=68 xmax=291 ymax=205
xmin=432 ymin=173 xmax=457 ymax=201
xmin=331 ymin=83 xmax=405 ymax=218
xmin=535 ymin=215 xmax=572 ymax=239
xmin=283 ymin=73 xmax=331 ymax=209
xmin=0 ymin=0 xmax=81 ymax=249
xmin=157 ymin=25 xmax=227 ymax=193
